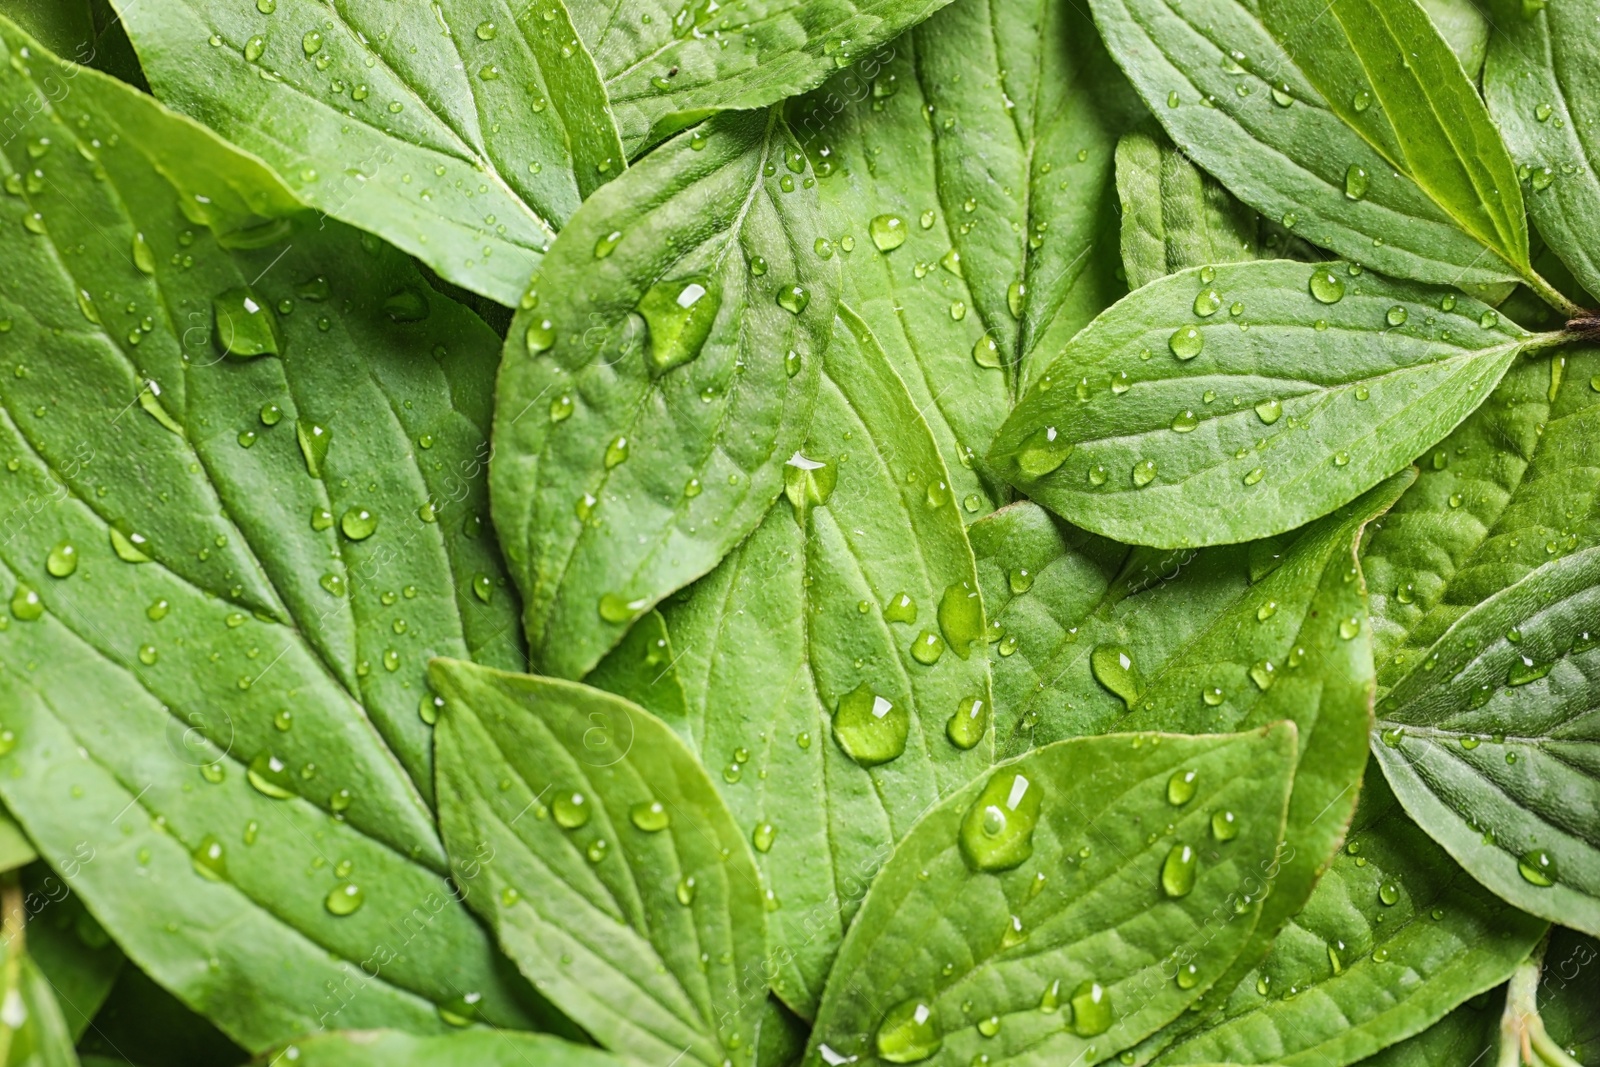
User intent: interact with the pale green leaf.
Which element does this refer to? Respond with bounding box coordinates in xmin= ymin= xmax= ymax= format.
xmin=255 ymin=1030 xmax=627 ymax=1067
xmin=806 ymin=726 xmax=1300 ymax=1067
xmin=989 ymin=260 xmax=1558 ymax=548
xmin=112 ymin=0 xmax=623 ymax=306
xmin=592 ymin=307 xmax=992 ymax=1018
xmin=1362 ymin=347 xmax=1600 ymax=937
xmin=431 ymin=661 xmax=767 ymax=1067
xmin=492 ymin=108 xmax=838 ymax=680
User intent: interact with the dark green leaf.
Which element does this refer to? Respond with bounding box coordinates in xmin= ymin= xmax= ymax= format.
xmin=1157 ymin=775 xmax=1546 ymax=1066
xmin=1541 ymin=928 xmax=1599 ymax=1062
xmin=573 ymin=0 xmax=954 ymax=156
xmin=431 ymin=661 xmax=768 ymax=1067
xmin=592 ymin=307 xmax=993 ymax=1018
xmin=77 ymin=966 xmax=247 ymax=1067
xmin=492 ymin=109 xmax=838 ymax=680
xmin=1484 ymin=0 xmax=1600 ymax=305
xmin=1349 ymin=991 xmax=1500 ymax=1067
xmin=806 ymin=726 xmax=1300 ymax=1067
xmin=0 ymin=20 xmax=540 ymax=1049
xmin=970 ymin=478 xmax=1404 ymax=1053
xmin=1116 ymin=121 xmax=1260 ymax=292
xmin=989 ymin=260 xmax=1557 ymax=548
xmin=1089 ymin=0 xmax=1548 ymax=296
xmin=112 ymin=0 xmax=623 ymax=306
xmin=25 ymin=864 xmax=125 ymax=1040
xmin=1362 ymin=348 xmax=1600 ymax=937
xmin=255 ymin=1030 xmax=626 ymax=1067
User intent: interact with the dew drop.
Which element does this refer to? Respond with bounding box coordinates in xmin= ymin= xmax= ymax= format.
xmin=959 ymin=770 xmax=1042 ymax=872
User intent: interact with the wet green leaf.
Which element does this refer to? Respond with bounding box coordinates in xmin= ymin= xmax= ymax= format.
xmin=0 ymin=19 xmax=540 ymax=1051
xmin=1089 ymin=0 xmax=1542 ymax=295
xmin=111 ymin=0 xmax=623 ymax=306
xmin=990 ymin=261 xmax=1558 ymax=548
xmin=492 ymin=108 xmax=838 ymax=680
xmin=431 ymin=660 xmax=768 ymax=1067
xmin=255 ymin=1029 xmax=627 ymax=1067
xmin=807 ymin=726 xmax=1299 ymax=1067
xmin=1485 ymin=0 xmax=1600 ymax=305
xmin=1158 ymin=775 xmax=1546 ymax=1066
xmin=1363 ymin=347 xmax=1600 ymax=938
xmin=591 ymin=307 xmax=992 ymax=1018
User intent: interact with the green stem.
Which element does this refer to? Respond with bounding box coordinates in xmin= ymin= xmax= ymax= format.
xmin=1532 ymin=1026 xmax=1585 ymax=1067
xmin=1524 ymin=268 xmax=1586 ymax=320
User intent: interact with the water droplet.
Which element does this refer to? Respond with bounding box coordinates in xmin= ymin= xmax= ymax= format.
xmin=1170 ymin=326 xmax=1204 ymax=360
xmin=1353 ymin=89 xmax=1372 ymax=112
xmin=1378 ymin=880 xmax=1400 ymax=905
xmin=1132 ymin=459 xmax=1158 ymax=487
xmin=593 ymin=230 xmax=623 ymax=258
xmin=911 ymin=630 xmax=945 ymax=665
xmin=326 ymin=882 xmax=365 ymax=915
xmin=191 ymin=836 xmax=226 ymax=880
xmin=971 ymin=335 xmax=1002 ymax=369
xmin=598 ymin=593 xmax=648 ymax=624
xmin=959 ymin=770 xmax=1042 ymax=871
xmin=834 ymin=683 xmax=908 ymax=766
xmin=783 ymin=452 xmax=836 ymax=519
xmin=296 ymin=420 xmax=330 ymax=478
xmin=1243 ymin=466 xmax=1265 ymax=486
xmin=553 ymin=791 xmax=590 ymax=829
xmin=45 ymin=541 xmax=77 ymax=578
xmin=1507 ymin=654 xmax=1551 ymax=686
xmin=1171 ymin=410 xmax=1199 ymax=433
xmin=213 ymin=287 xmax=281 ymax=358
xmin=340 ymin=507 xmax=378 ymax=540
xmin=1071 ymin=982 xmax=1113 ymax=1036
xmin=1344 ymin=164 xmax=1369 ymax=200
xmin=603 ymin=435 xmax=630 ymax=469
xmin=776 ymin=286 xmax=810 ymax=315
xmin=1014 ymin=426 xmax=1071 ymax=478
xmin=869 ymin=214 xmax=907 ymax=252
xmin=1518 ymin=849 xmax=1556 ymax=886
xmin=1309 ymin=269 xmax=1346 ymax=304
xmin=1090 ymin=645 xmax=1140 ymax=708
xmin=884 ymin=593 xmax=916 ymax=624
xmin=937 ymin=581 xmax=984 ymax=659
xmin=947 ymin=696 xmax=988 ymax=750
xmin=1339 ymin=615 xmax=1361 ymax=640
xmin=1193 ymin=289 xmax=1222 ymax=317
xmin=1386 ymin=305 xmax=1408 ymax=327
xmin=1167 ymin=769 xmax=1197 ymax=806
xmin=752 ymin=822 xmax=777 ymax=853
xmin=876 ymin=998 xmax=941 ymax=1063
xmin=1249 ymin=659 xmax=1276 ymax=690
xmin=524 ymin=318 xmax=556 ymax=354
xmin=1479 ymin=309 xmax=1499 ymax=330
xmin=1211 ymin=810 xmax=1238 ymax=841
xmin=630 ymin=801 xmax=669 ymax=832
xmin=1161 ymin=843 xmax=1197 ymax=897
xmin=636 ymin=276 xmax=719 ymax=377
xmin=940 ymin=248 xmax=963 ymax=277
xmin=1007 ymin=281 xmax=1027 ymax=319
xmin=244 ymin=35 xmax=267 ymax=62
xmin=1254 ymin=398 xmax=1283 ymax=424
xmin=1088 ymin=464 xmax=1108 ymax=486
xmin=675 ymin=874 xmax=697 ymax=906
xmin=976 ymin=1014 xmax=1001 ymax=1038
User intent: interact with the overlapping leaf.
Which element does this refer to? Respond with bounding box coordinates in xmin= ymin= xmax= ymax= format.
xmin=990 ymin=260 xmax=1559 ymax=547
xmin=1485 ymin=0 xmax=1600 ymax=304
xmin=1540 ymin=927 xmax=1599 ymax=1062
xmin=1088 ymin=0 xmax=1545 ymax=296
xmin=492 ymin=108 xmax=838 ymax=680
xmin=570 ymin=0 xmax=954 ymax=156
xmin=111 ymin=0 xmax=623 ymax=306
xmin=431 ymin=661 xmax=768 ymax=1067
xmin=1157 ymin=775 xmax=1546 ymax=1066
xmin=807 ymin=727 xmax=1298 ymax=1067
xmin=0 ymin=20 xmax=541 ymax=1049
xmin=1363 ymin=347 xmax=1600 ymax=937
xmin=257 ymin=1029 xmax=627 ymax=1067
xmin=591 ymin=307 xmax=992 ymax=1017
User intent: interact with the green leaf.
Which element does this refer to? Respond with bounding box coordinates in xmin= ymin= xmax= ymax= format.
xmin=77 ymin=966 xmax=246 ymax=1066
xmin=1418 ymin=0 xmax=1489 ymax=80
xmin=111 ymin=0 xmax=624 ymax=306
xmin=0 ymin=809 xmax=36 ymax=872
xmin=1349 ymin=991 xmax=1500 ymax=1067
xmin=970 ymin=479 xmax=1403 ymax=1051
xmin=1541 ymin=928 xmax=1599 ymax=1062
xmin=591 ymin=306 xmax=993 ymax=1018
xmin=572 ymin=0 xmax=954 ymax=157
xmin=1361 ymin=347 xmax=1600 ymax=937
xmin=806 ymin=726 xmax=1300 ymax=1067
xmin=1089 ymin=0 xmax=1537 ymax=292
xmin=26 ymin=865 xmax=125 ymax=1040
xmin=0 ymin=954 xmax=80 ymax=1067
xmin=430 ymin=661 xmax=768 ymax=1067
xmin=492 ymin=109 xmax=838 ymax=680
xmin=1484 ymin=0 xmax=1600 ymax=305
xmin=1116 ymin=121 xmax=1262 ymax=292
xmin=1157 ymin=775 xmax=1547 ymax=1066
xmin=257 ymin=1030 xmax=627 ymax=1067
xmin=989 ymin=260 xmax=1558 ymax=548
xmin=0 ymin=19 xmax=541 ymax=1050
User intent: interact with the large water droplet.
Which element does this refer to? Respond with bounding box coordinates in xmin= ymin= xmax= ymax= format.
xmin=639 ymin=276 xmax=719 ymax=377
xmin=191 ymin=836 xmax=227 ymax=881
xmin=296 ymin=420 xmax=330 ymax=478
xmin=11 ymin=584 xmax=43 ymax=621
xmin=833 ymin=683 xmax=908 ymax=767
xmin=132 ymin=232 xmax=157 ymax=275
xmin=1193 ymin=289 xmax=1222 ymax=317
xmin=1014 ymin=426 xmax=1071 ymax=479
xmin=1169 ymin=327 xmax=1204 ymax=360
xmin=937 ymin=581 xmax=984 ymax=659
xmin=784 ymin=452 xmax=836 ymax=521
xmin=1091 ymin=645 xmax=1140 ymax=708
xmin=630 ymin=801 xmax=669 ymax=832
xmin=1211 ymin=810 xmax=1238 ymax=841
xmin=1309 ymin=269 xmax=1346 ymax=304
xmin=45 ymin=540 xmax=78 ymax=578
xmin=947 ymin=696 xmax=988 ymax=750
xmin=1507 ymin=654 xmax=1551 ymax=686
xmin=870 ymin=214 xmax=908 ymax=252
xmin=1519 ymin=849 xmax=1556 ymax=886
xmin=1162 ymin=843 xmax=1197 ymax=897
xmin=1344 ymin=164 xmax=1369 ymax=200
xmin=1132 ymin=459 xmax=1158 ymax=487
xmin=1254 ymin=398 xmax=1283 ymax=424
xmin=959 ymin=770 xmax=1042 ymax=872
xmin=214 ymin=287 xmax=281 ymax=359
xmin=598 ymin=593 xmax=649 ymax=624
xmin=876 ymin=998 xmax=941 ymax=1063
xmin=340 ymin=507 xmax=378 ymax=541
xmin=248 ymin=752 xmax=296 ymax=798
xmin=776 ymin=286 xmax=810 ymax=315
xmin=1167 ymin=769 xmax=1197 ymax=806
xmin=326 ymin=882 xmax=365 ymax=915
xmin=553 ymin=791 xmax=590 ymax=829
xmin=1070 ymin=982 xmax=1113 ymax=1036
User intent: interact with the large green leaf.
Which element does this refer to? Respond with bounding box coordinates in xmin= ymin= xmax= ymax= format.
xmin=1362 ymin=348 xmax=1600 ymax=937
xmin=792 ymin=0 xmax=1140 ymax=510
xmin=431 ymin=661 xmax=767 ymax=1067
xmin=26 ymin=865 xmax=125 ymax=1040
xmin=492 ymin=108 xmax=838 ymax=681
xmin=1484 ymin=0 xmax=1600 ymax=305
xmin=1541 ymin=928 xmax=1600 ymax=1063
xmin=571 ymin=0 xmax=953 ymax=157
xmin=989 ymin=260 xmax=1561 ymax=548
xmin=1157 ymin=775 xmax=1546 ymax=1066
xmin=1087 ymin=0 xmax=1558 ymax=299
xmin=591 ymin=306 xmax=992 ymax=1018
xmin=806 ymin=726 xmax=1299 ymax=1067
xmin=969 ymin=479 xmax=1402 ymax=1051
xmin=110 ymin=0 xmax=623 ymax=307
xmin=0 ymin=19 xmax=542 ymax=1050
xmin=1351 ymin=992 xmax=1500 ymax=1067
xmin=257 ymin=1030 xmax=626 ymax=1067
